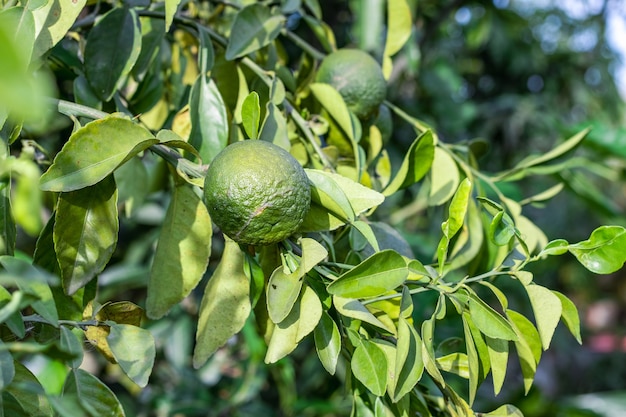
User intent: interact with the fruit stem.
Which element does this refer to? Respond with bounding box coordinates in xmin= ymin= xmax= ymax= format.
xmin=281 ymin=29 xmax=326 ymax=61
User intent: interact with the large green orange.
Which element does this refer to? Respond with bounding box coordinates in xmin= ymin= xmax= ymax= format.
xmin=204 ymin=140 xmax=311 ymax=246
xmin=316 ymin=49 xmax=387 ymax=120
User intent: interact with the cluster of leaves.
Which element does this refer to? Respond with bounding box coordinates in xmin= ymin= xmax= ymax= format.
xmin=1 ymin=0 xmax=626 ymax=416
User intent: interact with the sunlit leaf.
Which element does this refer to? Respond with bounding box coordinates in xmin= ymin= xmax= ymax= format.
xmin=468 ymin=294 xmax=517 ymax=341
xmin=40 ymin=116 xmax=157 ymax=192
xmin=241 ymin=91 xmax=261 ymax=139
xmin=429 ymin=147 xmax=460 ymax=206
xmin=188 ymin=75 xmax=228 ymax=164
xmin=107 ymin=323 xmax=156 ymax=387
xmin=352 ymin=339 xmax=387 ymax=397
xmin=383 ymin=130 xmax=435 ymax=196
xmin=54 ymin=175 xmax=118 ymax=294
xmin=63 ymin=369 xmax=125 ymax=416
xmin=146 ymin=182 xmax=211 ymax=319
xmin=391 ymin=316 xmax=423 ymax=401
xmin=193 ymin=237 xmax=250 ymax=368
xmin=225 ymin=3 xmax=285 ymax=60
xmin=314 ymin=311 xmax=341 ymax=375
xmin=568 ymin=225 xmax=626 ymax=274
xmin=310 ymin=82 xmax=356 ymax=143
xmin=485 ymin=336 xmax=509 ymax=396
xmin=524 ymin=284 xmax=562 ymax=350
xmin=553 ymin=290 xmax=582 ymax=344
xmin=333 ymin=296 xmax=394 ymax=333
xmin=382 ymin=0 xmax=412 ymax=78
xmin=327 ymin=250 xmax=407 ymax=298
xmin=32 ymin=0 xmax=87 ymax=59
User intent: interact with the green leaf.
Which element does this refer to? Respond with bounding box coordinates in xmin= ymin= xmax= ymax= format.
xmin=524 ymin=284 xmax=562 ymax=350
xmin=568 ymin=225 xmax=626 ymax=274
xmin=40 ymin=116 xmax=157 ymax=192
xmin=351 ymin=339 xmax=387 ymax=397
xmin=437 ymin=178 xmax=472 ymax=271
xmin=267 ymin=239 xmax=327 ymax=323
xmin=188 ymin=75 xmax=229 ymax=164
xmin=314 ymin=311 xmax=341 ymax=375
xmin=310 ymin=82 xmax=356 ymax=143
xmin=265 ymin=284 xmax=322 ymax=363
xmin=59 ymin=327 xmax=83 ymax=369
xmin=436 ymin=353 xmax=469 ymax=379
xmin=225 ymin=4 xmax=286 ymax=60
xmin=146 ymin=183 xmax=211 ymax=319
xmin=84 ymin=7 xmax=141 ymax=101
xmin=259 ymin=103 xmax=290 ymax=149
xmin=63 ymin=369 xmax=125 ymax=417
xmin=327 ymin=250 xmax=407 ymax=298
xmin=485 ymin=336 xmax=509 ymax=396
xmin=333 ymin=296 xmax=394 ymax=333
xmin=391 ymin=316 xmax=423 ymax=402
xmin=4 ymin=361 xmax=53 ymax=417
xmin=107 ymin=323 xmax=155 ymax=387
xmin=382 ymin=0 xmax=412 ymax=78
xmin=32 ymin=0 xmax=87 ymax=59
xmin=193 ymin=237 xmax=250 ymax=368
xmin=383 ymin=130 xmax=435 ymax=196
xmin=132 ymin=17 xmax=166 ymax=80
xmin=0 ymin=179 xmax=15 ymax=256
xmin=468 ymin=294 xmax=517 ymax=341
xmin=553 ymin=290 xmax=582 ymax=344
xmin=462 ymin=312 xmax=480 ymax=405
xmin=300 ymin=169 xmax=384 ymax=232
xmin=241 ymin=92 xmax=261 ymax=139
xmin=54 ymin=175 xmax=118 ymax=294
xmin=429 ymin=147 xmax=460 ymax=206
xmin=0 ymin=341 xmax=15 ymax=389
xmin=483 ymin=404 xmax=524 ymax=417
xmin=0 ymin=256 xmax=59 ymax=325
xmin=506 ymin=310 xmax=541 ymax=394
xmin=165 ymin=0 xmax=183 ymax=31
xmin=489 ymin=211 xmax=516 ymax=246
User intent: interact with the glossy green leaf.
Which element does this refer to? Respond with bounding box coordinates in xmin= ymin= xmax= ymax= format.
xmin=241 ymin=91 xmax=261 ymax=139
xmin=333 ymin=296 xmax=393 ymax=333
xmin=553 ymin=290 xmax=582 ymax=344
xmin=0 ymin=179 xmax=15 ymax=256
xmin=265 ymin=284 xmax=322 ymax=363
xmin=193 ymin=237 xmax=250 ymax=368
xmin=40 ymin=116 xmax=157 ymax=192
xmin=429 ymin=147 xmax=460 ymax=206
xmin=0 ymin=341 xmax=15 ymax=389
xmin=483 ymin=404 xmax=524 ymax=417
xmin=225 ymin=3 xmax=285 ymax=60
xmin=300 ymin=169 xmax=384 ymax=232
xmin=468 ymin=294 xmax=517 ymax=341
xmin=489 ymin=210 xmax=516 ymax=246
xmin=568 ymin=225 xmax=626 ymax=274
xmin=391 ymin=316 xmax=423 ymax=401
xmin=59 ymin=327 xmax=84 ymax=369
xmin=465 ymin=308 xmax=491 ymax=380
xmin=32 ymin=0 xmax=87 ymax=59
xmin=146 ymin=182 xmax=211 ymax=319
xmin=107 ymin=323 xmax=156 ymax=387
xmin=314 ymin=311 xmax=341 ymax=375
xmin=84 ymin=7 xmax=141 ymax=101
xmin=436 ymin=353 xmax=469 ymax=379
xmin=421 ymin=319 xmax=446 ymax=386
xmin=54 ymin=175 xmax=118 ymax=294
xmin=0 ymin=7 xmax=35 ymax=70
xmin=352 ymin=339 xmax=387 ymax=397
xmin=63 ymin=369 xmax=125 ymax=416
xmin=188 ymin=75 xmax=229 ymax=164
xmin=259 ymin=103 xmax=290 ymax=149
xmin=310 ymin=82 xmax=356 ymax=143
xmin=267 ymin=238 xmax=327 ymax=323
xmin=506 ymin=310 xmax=541 ymax=394
xmin=4 ymin=361 xmax=53 ymax=417
xmin=437 ymin=178 xmax=472 ymax=271
xmin=485 ymin=336 xmax=509 ymax=396
xmin=382 ymin=0 xmax=412 ymax=78
xmin=383 ymin=130 xmax=435 ymax=196
xmin=114 ymin=155 xmax=149 ymax=217
xmin=462 ymin=312 xmax=480 ymax=405
xmin=327 ymin=250 xmax=407 ymax=298
xmin=524 ymin=284 xmax=562 ymax=350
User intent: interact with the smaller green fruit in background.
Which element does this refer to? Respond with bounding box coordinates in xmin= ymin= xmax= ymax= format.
xmin=204 ymin=140 xmax=311 ymax=246
xmin=315 ymin=49 xmax=387 ymax=120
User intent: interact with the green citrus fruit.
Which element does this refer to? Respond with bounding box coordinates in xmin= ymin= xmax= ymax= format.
xmin=204 ymin=140 xmax=311 ymax=246
xmin=315 ymin=49 xmax=387 ymax=120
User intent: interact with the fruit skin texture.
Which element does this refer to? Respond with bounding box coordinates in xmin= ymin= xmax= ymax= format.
xmin=204 ymin=140 xmax=311 ymax=246
xmin=315 ymin=49 xmax=387 ymax=120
